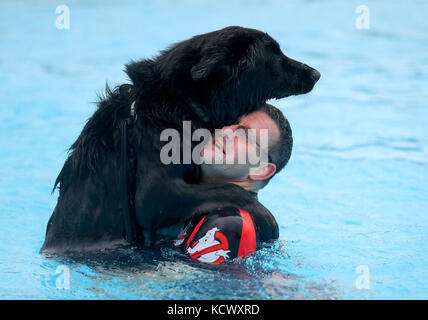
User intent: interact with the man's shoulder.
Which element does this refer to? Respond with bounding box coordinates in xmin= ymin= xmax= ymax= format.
xmin=238 ymin=197 xmax=279 ymax=242
xmin=187 ymin=199 xmax=279 ymax=243
xmin=174 ymin=206 xmax=257 ymax=263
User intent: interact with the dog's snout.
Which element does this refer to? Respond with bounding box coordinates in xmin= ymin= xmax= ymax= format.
xmin=288 ymin=60 xmax=321 ymax=85
xmin=310 ymin=69 xmax=321 ymax=83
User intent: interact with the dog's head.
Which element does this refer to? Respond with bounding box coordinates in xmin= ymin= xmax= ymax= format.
xmin=188 ymin=26 xmax=320 ymax=96
xmin=127 ymin=26 xmax=320 ymax=129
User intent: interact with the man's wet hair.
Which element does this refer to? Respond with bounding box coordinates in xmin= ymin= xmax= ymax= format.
xmin=258 ymin=103 xmax=293 ymax=186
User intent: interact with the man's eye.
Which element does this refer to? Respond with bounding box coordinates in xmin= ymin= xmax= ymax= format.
xmin=237 ymin=126 xmax=248 ymax=137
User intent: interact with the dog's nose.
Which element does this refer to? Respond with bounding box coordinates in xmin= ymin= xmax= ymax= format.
xmin=311 ymin=69 xmax=321 ymax=83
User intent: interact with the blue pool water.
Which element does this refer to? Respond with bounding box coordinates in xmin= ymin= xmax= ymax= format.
xmin=0 ymin=0 xmax=427 ymax=299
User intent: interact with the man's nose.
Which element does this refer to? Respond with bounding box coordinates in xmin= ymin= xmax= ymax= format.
xmin=222 ymin=125 xmax=238 ymax=137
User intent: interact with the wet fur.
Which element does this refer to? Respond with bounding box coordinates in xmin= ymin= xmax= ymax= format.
xmin=41 ymin=26 xmax=319 ymax=254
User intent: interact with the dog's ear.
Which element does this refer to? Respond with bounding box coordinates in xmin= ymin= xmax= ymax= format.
xmin=125 ymin=59 xmax=154 ymax=87
xmin=190 ymin=47 xmax=228 ymax=81
xmin=190 ymin=30 xmax=257 ymax=81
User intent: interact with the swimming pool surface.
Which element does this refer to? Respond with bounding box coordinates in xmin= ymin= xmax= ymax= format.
xmin=1 ymin=0 xmax=427 ymax=299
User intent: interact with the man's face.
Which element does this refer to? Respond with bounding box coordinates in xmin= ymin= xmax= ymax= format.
xmin=199 ymin=110 xmax=280 ymax=183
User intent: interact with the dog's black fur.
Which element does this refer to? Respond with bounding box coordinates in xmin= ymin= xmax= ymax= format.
xmin=41 ymin=26 xmax=320 ymax=254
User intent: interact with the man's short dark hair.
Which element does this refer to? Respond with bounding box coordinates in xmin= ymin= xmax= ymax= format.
xmin=259 ymin=103 xmax=293 ymax=181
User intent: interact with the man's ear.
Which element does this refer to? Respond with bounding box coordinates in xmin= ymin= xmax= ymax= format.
xmin=190 ymin=48 xmax=228 ymax=81
xmin=248 ymin=162 xmax=276 ymax=181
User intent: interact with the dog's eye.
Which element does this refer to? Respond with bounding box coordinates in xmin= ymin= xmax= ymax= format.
xmin=262 ymin=34 xmax=271 ymax=42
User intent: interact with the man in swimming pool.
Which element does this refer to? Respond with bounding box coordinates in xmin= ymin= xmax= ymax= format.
xmin=173 ymin=103 xmax=293 ymax=264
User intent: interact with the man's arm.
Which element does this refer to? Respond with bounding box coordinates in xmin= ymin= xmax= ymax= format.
xmin=173 ymin=207 xmax=257 ymax=264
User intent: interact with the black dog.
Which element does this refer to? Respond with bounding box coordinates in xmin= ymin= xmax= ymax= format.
xmin=41 ymin=26 xmax=320 ymax=254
